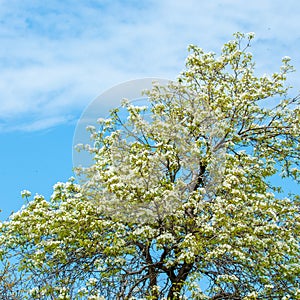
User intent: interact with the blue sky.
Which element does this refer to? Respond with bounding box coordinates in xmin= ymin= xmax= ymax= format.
xmin=0 ymin=0 xmax=300 ymax=219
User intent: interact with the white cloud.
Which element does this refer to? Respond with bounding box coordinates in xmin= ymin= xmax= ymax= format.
xmin=0 ymin=0 xmax=300 ymax=132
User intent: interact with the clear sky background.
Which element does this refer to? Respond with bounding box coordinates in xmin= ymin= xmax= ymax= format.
xmin=0 ymin=0 xmax=300 ymax=219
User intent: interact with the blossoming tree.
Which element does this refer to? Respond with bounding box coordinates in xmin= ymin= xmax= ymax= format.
xmin=0 ymin=33 xmax=299 ymax=299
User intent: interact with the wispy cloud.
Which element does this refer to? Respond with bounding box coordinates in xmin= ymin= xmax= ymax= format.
xmin=0 ymin=0 xmax=300 ymax=132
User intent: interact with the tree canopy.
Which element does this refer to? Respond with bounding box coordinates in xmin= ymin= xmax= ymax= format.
xmin=0 ymin=32 xmax=299 ymax=299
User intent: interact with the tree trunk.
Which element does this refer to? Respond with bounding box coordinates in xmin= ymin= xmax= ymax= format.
xmin=167 ymin=262 xmax=193 ymax=299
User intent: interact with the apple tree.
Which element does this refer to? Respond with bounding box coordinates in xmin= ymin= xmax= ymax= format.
xmin=0 ymin=33 xmax=299 ymax=299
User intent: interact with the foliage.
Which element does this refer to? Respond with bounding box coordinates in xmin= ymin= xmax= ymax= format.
xmin=0 ymin=33 xmax=300 ymax=299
